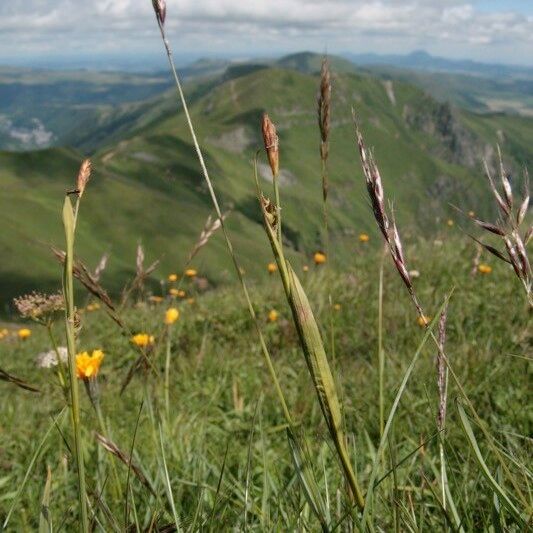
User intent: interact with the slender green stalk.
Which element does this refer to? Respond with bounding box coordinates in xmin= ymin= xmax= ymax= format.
xmin=439 ymin=440 xmax=447 ymax=511
xmin=153 ymin=16 xmax=292 ymax=426
xmin=254 ymin=160 xmax=365 ymax=510
xmin=93 ymin=400 xmax=122 ymax=501
xmin=377 ymin=246 xmax=386 ymax=437
xmin=272 ymin=173 xmax=282 ymax=245
xmin=362 ymin=299 xmax=449 ymax=527
xmin=62 ymin=196 xmax=89 ymax=532
xmin=164 ymin=327 xmax=172 ymax=418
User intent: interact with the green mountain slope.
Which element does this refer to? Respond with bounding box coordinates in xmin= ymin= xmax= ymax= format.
xmin=0 ymin=59 xmax=531 ymax=306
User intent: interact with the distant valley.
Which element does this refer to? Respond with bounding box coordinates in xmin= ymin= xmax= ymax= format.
xmin=0 ymin=51 xmax=531 ymax=304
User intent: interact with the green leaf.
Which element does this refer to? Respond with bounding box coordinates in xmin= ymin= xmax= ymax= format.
xmin=457 ymin=401 xmax=525 ymax=525
xmin=38 ymin=466 xmax=53 ymax=533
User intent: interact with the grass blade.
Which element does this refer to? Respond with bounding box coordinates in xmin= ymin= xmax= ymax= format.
xmin=362 ymin=297 xmax=449 ymax=527
xmin=456 ymin=401 xmax=525 ymax=525
xmin=38 ymin=466 xmax=53 ymax=533
xmin=3 ymin=409 xmax=65 ymax=530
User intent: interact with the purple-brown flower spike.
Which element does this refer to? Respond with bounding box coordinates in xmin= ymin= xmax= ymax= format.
xmin=261 ymin=113 xmax=279 ymax=178
xmin=152 ymin=0 xmax=166 ymax=25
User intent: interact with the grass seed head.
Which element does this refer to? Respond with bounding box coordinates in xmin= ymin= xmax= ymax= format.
xmin=76 ymin=159 xmax=92 ymax=198
xmin=317 ymin=58 xmax=331 ymax=159
xmin=261 ymin=113 xmax=279 ymax=178
xmin=152 ymin=0 xmax=166 ymax=25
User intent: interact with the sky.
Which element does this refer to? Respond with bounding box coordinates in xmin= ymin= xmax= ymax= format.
xmin=0 ymin=0 xmax=532 ymax=68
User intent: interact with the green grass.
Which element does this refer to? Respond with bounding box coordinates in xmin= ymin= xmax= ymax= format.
xmin=0 ymin=237 xmax=531 ymax=530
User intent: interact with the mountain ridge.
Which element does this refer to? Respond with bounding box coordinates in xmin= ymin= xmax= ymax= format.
xmin=0 ymin=56 xmax=531 ymax=306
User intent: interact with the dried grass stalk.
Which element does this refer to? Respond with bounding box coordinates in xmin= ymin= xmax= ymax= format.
xmin=96 ymin=433 xmax=155 ymax=496
xmin=436 ymin=305 xmax=449 ymax=431
xmin=0 ymin=367 xmax=40 ymax=393
xmin=186 ymin=212 xmax=228 ymax=265
xmin=93 ymin=253 xmax=109 ymax=283
xmin=52 ymin=247 xmax=124 ymax=328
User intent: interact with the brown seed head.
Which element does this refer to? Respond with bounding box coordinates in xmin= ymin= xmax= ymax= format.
xmin=152 ymin=0 xmax=166 ymax=25
xmin=76 ymin=159 xmax=91 ymax=198
xmin=317 ymin=58 xmax=331 ymax=149
xmin=261 ymin=113 xmax=279 ymax=178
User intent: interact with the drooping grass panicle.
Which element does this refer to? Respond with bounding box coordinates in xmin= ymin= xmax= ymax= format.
xmin=470 ymin=154 xmax=532 ymax=305
xmin=354 ymin=117 xmax=424 ymax=317
xmin=96 ymin=433 xmax=156 ymax=496
xmin=0 ymin=367 xmax=40 ymax=393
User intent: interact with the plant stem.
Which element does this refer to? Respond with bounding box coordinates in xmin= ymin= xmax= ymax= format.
xmin=165 ymin=327 xmax=171 ymax=418
xmin=378 ymin=246 xmax=386 ymax=437
xmin=62 ymin=196 xmax=89 ymax=532
xmin=155 ymin=19 xmax=292 ymax=426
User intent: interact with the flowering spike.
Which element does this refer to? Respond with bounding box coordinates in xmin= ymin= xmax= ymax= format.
xmin=261 ymin=113 xmax=279 ymax=178
xmin=76 ymin=159 xmax=91 ymax=198
xmin=152 ymin=0 xmax=166 ymax=25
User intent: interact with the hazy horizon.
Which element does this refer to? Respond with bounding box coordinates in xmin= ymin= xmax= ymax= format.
xmin=1 ymin=48 xmax=532 ymax=73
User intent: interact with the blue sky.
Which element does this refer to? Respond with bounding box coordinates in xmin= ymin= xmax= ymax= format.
xmin=474 ymin=1 xmax=533 ymax=15
xmin=0 ymin=1 xmax=532 ymax=68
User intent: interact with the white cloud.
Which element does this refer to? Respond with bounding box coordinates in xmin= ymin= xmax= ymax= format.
xmin=0 ymin=0 xmax=531 ymax=65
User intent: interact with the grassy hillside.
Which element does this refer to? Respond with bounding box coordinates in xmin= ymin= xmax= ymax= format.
xmin=0 ymin=59 xmax=531 ymax=307
xmin=1 ymin=237 xmax=530 ymax=530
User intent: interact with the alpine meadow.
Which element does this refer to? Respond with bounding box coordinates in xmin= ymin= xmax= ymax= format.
xmin=0 ymin=1 xmax=532 ymax=531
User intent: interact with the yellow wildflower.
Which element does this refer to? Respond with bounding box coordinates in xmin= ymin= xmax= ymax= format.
xmin=359 ymin=233 xmax=370 ymax=243
xmin=333 ymin=303 xmax=341 ymax=311
xmin=164 ymin=308 xmax=180 ymax=325
xmin=76 ymin=349 xmax=104 ymax=379
xmin=446 ymin=219 xmax=454 ymax=227
xmin=313 ymin=252 xmax=326 ymax=265
xmin=268 ymin=309 xmax=279 ymax=322
xmin=169 ymin=288 xmax=186 ymax=298
xmin=86 ymin=302 xmax=100 ymax=312
xmin=18 ymin=328 xmax=31 ymax=340
xmin=468 ymin=211 xmax=475 ymax=218
xmin=302 ymin=265 xmax=309 ymax=272
xmin=267 ymin=262 xmax=277 ymax=274
xmin=478 ymin=264 xmax=492 ymax=274
xmin=417 ymin=316 xmax=430 ymax=327
xmin=131 ymin=333 xmax=155 ymax=347
xmin=185 ymin=268 xmax=197 ymax=278
xmin=168 ymin=274 xmax=178 ymax=282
